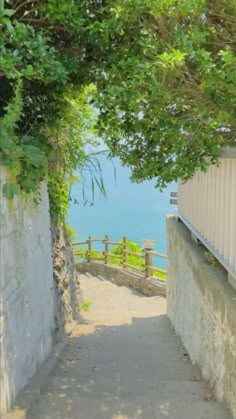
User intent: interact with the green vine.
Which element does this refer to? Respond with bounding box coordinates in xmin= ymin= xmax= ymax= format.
xmin=0 ymin=80 xmax=49 ymax=200
xmin=0 ymin=80 xmax=103 ymax=219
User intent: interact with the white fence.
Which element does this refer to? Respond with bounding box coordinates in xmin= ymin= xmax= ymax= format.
xmin=177 ymin=148 xmax=236 ymax=277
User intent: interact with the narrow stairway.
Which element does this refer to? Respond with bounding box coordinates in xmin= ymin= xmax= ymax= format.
xmin=28 ymin=274 xmax=231 ymax=419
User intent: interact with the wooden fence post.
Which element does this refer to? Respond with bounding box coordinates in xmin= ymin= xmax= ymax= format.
xmin=145 ymin=250 xmax=152 ymax=278
xmin=104 ymin=234 xmax=109 ymax=264
xmin=122 ymin=236 xmax=127 ymax=268
xmin=87 ymin=236 xmax=92 ymax=262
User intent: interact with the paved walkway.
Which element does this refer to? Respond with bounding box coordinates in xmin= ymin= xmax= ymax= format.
xmin=28 ymin=274 xmax=231 ymax=419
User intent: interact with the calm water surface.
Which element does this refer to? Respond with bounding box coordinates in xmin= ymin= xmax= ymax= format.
xmin=68 ymin=157 xmax=176 ymax=268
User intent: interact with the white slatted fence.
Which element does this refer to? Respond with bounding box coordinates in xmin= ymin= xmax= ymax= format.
xmin=178 ymin=148 xmax=236 ymax=277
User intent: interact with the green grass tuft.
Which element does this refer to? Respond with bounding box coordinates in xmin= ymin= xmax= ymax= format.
xmin=80 ymin=300 xmax=92 ymax=312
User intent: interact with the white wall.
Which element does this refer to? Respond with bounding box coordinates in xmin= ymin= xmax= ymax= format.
xmin=0 ymin=168 xmax=55 ymax=414
xmin=167 ymin=215 xmax=236 ymax=418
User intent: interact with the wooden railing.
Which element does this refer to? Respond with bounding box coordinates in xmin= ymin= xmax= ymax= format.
xmin=72 ymin=235 xmax=167 ymax=280
xmin=178 ymin=147 xmax=236 ymax=277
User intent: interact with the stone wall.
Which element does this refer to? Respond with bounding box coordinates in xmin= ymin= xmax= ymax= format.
xmin=0 ymin=169 xmax=55 ymax=414
xmin=77 ymin=261 xmax=166 ymax=297
xmin=167 ymin=215 xmax=236 ymax=418
xmin=51 ymin=222 xmax=80 ymax=335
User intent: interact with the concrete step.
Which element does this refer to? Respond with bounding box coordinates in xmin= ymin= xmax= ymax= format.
xmin=28 ymin=380 xmax=231 ymax=419
xmin=22 ymin=275 xmax=231 ymax=419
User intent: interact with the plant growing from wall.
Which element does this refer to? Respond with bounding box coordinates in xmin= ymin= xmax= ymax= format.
xmin=0 ymin=80 xmax=50 ymax=200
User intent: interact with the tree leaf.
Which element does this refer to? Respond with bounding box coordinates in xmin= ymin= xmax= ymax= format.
xmin=2 ymin=182 xmax=20 ymax=200
xmin=22 ymin=145 xmax=46 ymax=167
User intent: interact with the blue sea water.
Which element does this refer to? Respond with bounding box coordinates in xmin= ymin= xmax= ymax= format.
xmin=68 ymin=156 xmax=176 ymax=268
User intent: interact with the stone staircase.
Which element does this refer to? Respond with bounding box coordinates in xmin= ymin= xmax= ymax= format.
xmin=27 ymin=274 xmax=231 ymax=419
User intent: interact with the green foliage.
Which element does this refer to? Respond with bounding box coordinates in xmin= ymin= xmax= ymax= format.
xmin=204 ymin=250 xmax=221 ymax=268
xmin=109 ymin=240 xmax=167 ymax=279
xmin=91 ymin=0 xmax=236 ymax=186
xmin=1 ymin=0 xmax=235 ymax=210
xmin=75 ymin=239 xmax=167 ymax=280
xmin=46 ymin=84 xmax=103 ymax=220
xmin=0 ymin=78 xmax=103 ymax=218
xmin=80 ymin=300 xmax=92 ymax=312
xmin=110 ymin=240 xmax=144 ymax=269
xmin=65 ymin=223 xmax=77 ymax=244
xmin=74 ymin=246 xmax=103 ymax=262
xmin=0 ymin=80 xmax=49 ymax=199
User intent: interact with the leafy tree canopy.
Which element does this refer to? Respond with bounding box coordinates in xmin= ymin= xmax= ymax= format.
xmin=0 ymin=0 xmax=235 ymax=200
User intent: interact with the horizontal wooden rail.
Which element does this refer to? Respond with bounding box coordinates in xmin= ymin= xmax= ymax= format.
xmin=107 ymin=254 xmax=122 ymax=259
xmin=124 ymin=263 xmax=144 ymax=273
xmin=72 ymin=239 xmax=105 ymax=245
xmin=88 ymin=238 xmax=105 ymax=242
xmin=73 ymin=235 xmax=167 ymax=280
xmin=72 ymin=241 xmax=88 ymax=246
xmin=124 ymin=249 xmax=143 ymax=257
xmin=149 ymin=250 xmax=167 ymax=259
xmin=151 ymin=266 xmax=168 ymax=274
xmin=106 ymin=240 xmax=123 ymax=246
